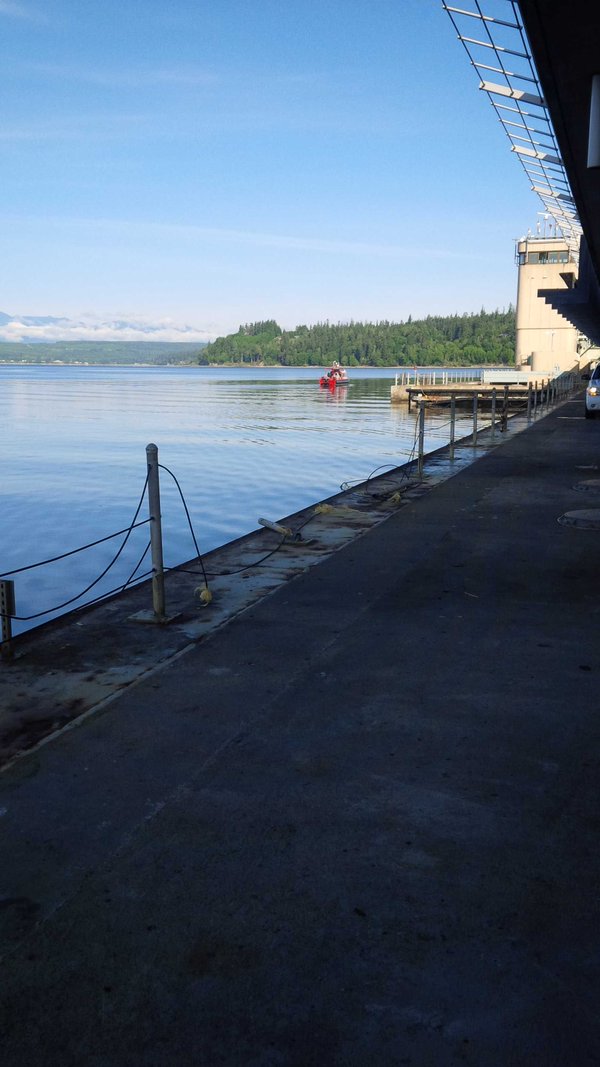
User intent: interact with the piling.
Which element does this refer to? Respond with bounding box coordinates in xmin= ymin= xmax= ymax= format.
xmin=417 ymin=403 xmax=425 ymax=478
xmin=146 ymin=443 xmax=167 ymax=621
xmin=0 ymin=579 xmax=15 ymax=661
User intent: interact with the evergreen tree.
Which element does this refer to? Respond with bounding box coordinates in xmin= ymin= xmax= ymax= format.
xmin=201 ymin=310 xmax=516 ymax=368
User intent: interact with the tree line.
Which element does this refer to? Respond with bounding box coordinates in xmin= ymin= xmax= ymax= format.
xmin=0 ymin=341 xmax=207 ymax=365
xmin=200 ymin=309 xmax=515 ymax=367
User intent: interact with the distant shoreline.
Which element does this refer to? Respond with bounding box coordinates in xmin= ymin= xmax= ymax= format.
xmin=0 ymin=360 xmax=510 ymax=370
xmin=0 ymin=360 xmax=197 ymax=368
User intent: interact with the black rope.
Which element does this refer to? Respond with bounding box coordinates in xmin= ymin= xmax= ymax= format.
xmin=1 ymin=475 xmax=150 ymax=579
xmin=158 ymin=463 xmax=209 ymax=588
xmin=169 ymin=535 xmax=287 ymax=579
xmin=340 ymin=462 xmax=400 ymax=492
xmin=3 ymin=474 xmax=150 ymax=621
xmin=0 ymin=568 xmax=154 ymax=636
xmin=122 ymin=540 xmax=151 ymax=588
xmin=58 ymin=568 xmax=155 ymax=615
xmin=0 ymin=518 xmax=150 ymax=578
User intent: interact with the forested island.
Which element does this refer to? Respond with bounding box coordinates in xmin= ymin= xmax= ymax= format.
xmin=200 ymin=309 xmax=515 ymax=367
xmin=0 ymin=341 xmax=207 ymax=365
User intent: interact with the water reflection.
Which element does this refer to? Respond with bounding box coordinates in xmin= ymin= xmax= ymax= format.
xmin=0 ymin=366 xmax=474 ymax=633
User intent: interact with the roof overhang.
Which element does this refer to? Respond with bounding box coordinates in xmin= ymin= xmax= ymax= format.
xmin=539 ymin=239 xmax=600 ymax=346
xmin=517 ymin=1 xmax=600 ymax=341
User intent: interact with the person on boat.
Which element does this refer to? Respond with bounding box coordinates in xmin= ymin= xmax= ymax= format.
xmin=328 ymin=361 xmax=347 ymax=380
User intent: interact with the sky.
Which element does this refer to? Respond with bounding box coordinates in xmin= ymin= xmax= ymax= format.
xmin=1 ymin=0 xmax=540 ymax=343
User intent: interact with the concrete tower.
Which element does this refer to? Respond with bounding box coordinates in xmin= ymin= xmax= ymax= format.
xmin=515 ymin=235 xmax=579 ymax=374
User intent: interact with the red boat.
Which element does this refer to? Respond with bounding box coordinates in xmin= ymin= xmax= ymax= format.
xmin=319 ymin=372 xmax=349 ymax=388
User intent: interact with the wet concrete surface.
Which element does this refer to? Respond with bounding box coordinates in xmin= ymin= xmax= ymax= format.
xmin=1 ymin=398 xmax=600 ymax=1065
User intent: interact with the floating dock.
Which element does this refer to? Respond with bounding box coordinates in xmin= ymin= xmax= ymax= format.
xmin=391 ymin=370 xmax=577 ymax=409
xmin=405 ymin=383 xmax=533 ymax=412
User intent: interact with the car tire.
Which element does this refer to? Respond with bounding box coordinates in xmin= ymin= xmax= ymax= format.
xmin=585 ymin=406 xmax=595 ymax=418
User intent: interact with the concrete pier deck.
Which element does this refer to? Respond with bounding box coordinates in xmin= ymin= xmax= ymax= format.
xmin=1 ymin=395 xmax=600 ymax=1065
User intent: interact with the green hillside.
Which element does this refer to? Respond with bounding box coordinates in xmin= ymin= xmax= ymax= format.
xmin=201 ymin=310 xmax=515 ymax=367
xmin=0 ymin=341 xmax=207 ymax=365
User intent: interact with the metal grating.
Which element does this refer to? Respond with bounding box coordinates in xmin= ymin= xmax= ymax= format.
xmin=442 ymin=1 xmax=582 ymax=255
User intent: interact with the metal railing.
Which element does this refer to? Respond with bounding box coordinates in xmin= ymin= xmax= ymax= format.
xmin=410 ymin=369 xmax=579 ymax=476
xmin=395 ymin=368 xmax=484 ymax=387
xmin=0 ymin=445 xmax=174 ymax=659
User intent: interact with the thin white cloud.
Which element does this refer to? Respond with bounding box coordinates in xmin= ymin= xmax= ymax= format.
xmin=0 ymin=314 xmax=213 ymax=344
xmin=0 ymin=109 xmax=394 ymax=141
xmin=6 ymin=63 xmax=394 ymax=137
xmin=24 ymin=62 xmax=220 ymax=89
xmin=0 ymin=1 xmax=28 ymax=15
xmin=181 ymin=225 xmax=456 ymax=259
xmin=0 ymin=0 xmax=44 ymax=21
xmin=69 ymin=215 xmax=487 ymax=262
xmin=0 ymin=113 xmax=158 ymax=142
xmin=23 ymin=61 xmax=330 ymax=92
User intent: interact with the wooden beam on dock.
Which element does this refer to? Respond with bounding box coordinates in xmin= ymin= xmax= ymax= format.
xmin=403 ymin=383 xmax=544 ymax=410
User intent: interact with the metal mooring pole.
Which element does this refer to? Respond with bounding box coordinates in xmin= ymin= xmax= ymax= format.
xmin=500 ymin=385 xmax=509 ymax=432
xmin=417 ymin=402 xmax=425 ymax=478
xmin=449 ymin=394 xmax=456 ymax=460
xmin=146 ymin=443 xmax=166 ymax=621
xmin=491 ymin=388 xmax=497 ymax=437
xmin=0 ymin=579 xmax=15 ymax=661
xmin=472 ymin=394 xmax=478 ymax=446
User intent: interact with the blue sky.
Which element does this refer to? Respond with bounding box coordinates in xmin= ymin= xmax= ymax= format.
xmin=1 ymin=0 xmax=538 ymax=342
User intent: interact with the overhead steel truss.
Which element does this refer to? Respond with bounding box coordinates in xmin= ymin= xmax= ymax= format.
xmin=442 ymin=1 xmax=582 ymax=254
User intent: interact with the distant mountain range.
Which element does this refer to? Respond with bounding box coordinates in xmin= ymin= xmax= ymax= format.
xmin=0 ymin=311 xmax=212 ymax=345
xmin=0 ymin=312 xmax=65 ymax=329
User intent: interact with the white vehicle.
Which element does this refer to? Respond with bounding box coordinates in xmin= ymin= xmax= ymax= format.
xmin=584 ymin=364 xmax=600 ymax=418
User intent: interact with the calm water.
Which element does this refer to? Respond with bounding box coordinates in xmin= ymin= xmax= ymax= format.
xmin=0 ymin=365 xmax=471 ymax=635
